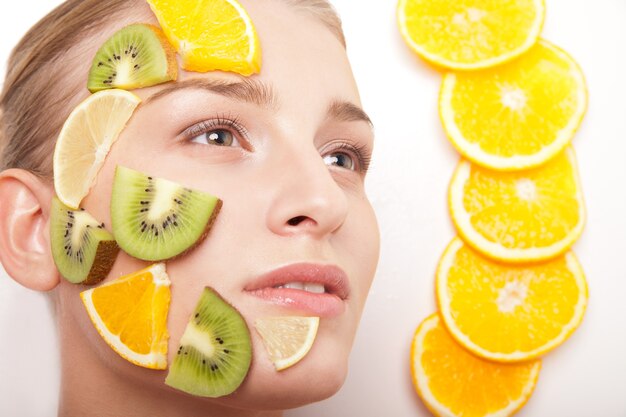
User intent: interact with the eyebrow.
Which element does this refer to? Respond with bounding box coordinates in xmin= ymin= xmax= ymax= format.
xmin=144 ymin=77 xmax=278 ymax=108
xmin=144 ymin=78 xmax=372 ymax=127
xmin=327 ymin=100 xmax=373 ymax=127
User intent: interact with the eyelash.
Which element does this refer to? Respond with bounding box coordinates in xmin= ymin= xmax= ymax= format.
xmin=326 ymin=140 xmax=372 ymax=174
xmin=182 ymin=114 xmax=250 ymax=148
xmin=182 ymin=116 xmax=372 ymax=173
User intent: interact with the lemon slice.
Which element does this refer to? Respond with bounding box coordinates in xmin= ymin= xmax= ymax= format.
xmin=397 ymin=0 xmax=545 ymax=70
xmin=80 ymin=263 xmax=171 ymax=369
xmin=53 ymin=89 xmax=140 ymax=209
xmin=147 ymin=0 xmax=261 ymax=75
xmin=437 ymin=238 xmax=588 ymax=362
xmin=255 ymin=316 xmax=319 ymax=371
xmin=411 ymin=314 xmax=541 ymax=417
xmin=440 ymin=40 xmax=587 ymax=170
xmin=449 ymin=147 xmax=586 ymax=263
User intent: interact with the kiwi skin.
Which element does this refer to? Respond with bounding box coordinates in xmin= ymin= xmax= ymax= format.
xmin=82 ymin=240 xmax=119 ymax=285
xmin=110 ymin=166 xmax=223 ymax=262
xmin=87 ymin=23 xmax=178 ymax=93
xmin=50 ymin=197 xmax=120 ymax=285
xmin=165 ymin=286 xmax=253 ymax=398
xmin=173 ymin=199 xmax=222 ymax=260
xmin=143 ymin=198 xmax=222 ymax=263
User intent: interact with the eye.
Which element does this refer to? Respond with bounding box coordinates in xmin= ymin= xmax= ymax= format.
xmin=323 ymin=152 xmax=355 ymax=171
xmin=191 ymin=129 xmax=237 ymax=147
xmin=182 ymin=115 xmax=250 ymax=149
xmin=320 ymin=140 xmax=372 ymax=174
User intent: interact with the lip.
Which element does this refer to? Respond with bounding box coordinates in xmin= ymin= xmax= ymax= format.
xmin=244 ymin=263 xmax=350 ymax=318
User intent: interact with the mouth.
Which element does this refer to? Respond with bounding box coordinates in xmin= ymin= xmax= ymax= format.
xmin=243 ymin=263 xmax=350 ymax=318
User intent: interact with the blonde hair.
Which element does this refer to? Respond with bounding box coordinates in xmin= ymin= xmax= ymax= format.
xmin=0 ymin=0 xmax=344 ymax=180
xmin=283 ymin=0 xmax=345 ymax=47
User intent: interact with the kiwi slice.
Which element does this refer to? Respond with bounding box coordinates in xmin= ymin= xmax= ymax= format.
xmin=165 ymin=287 xmax=252 ymax=397
xmin=87 ymin=23 xmax=177 ymax=93
xmin=111 ymin=166 xmax=222 ymax=261
xmin=50 ymin=197 xmax=119 ymax=285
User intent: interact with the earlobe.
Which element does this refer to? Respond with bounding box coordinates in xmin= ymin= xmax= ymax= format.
xmin=0 ymin=169 xmax=60 ymax=291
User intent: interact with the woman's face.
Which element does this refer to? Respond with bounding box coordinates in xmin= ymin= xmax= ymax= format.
xmin=59 ymin=0 xmax=379 ymax=410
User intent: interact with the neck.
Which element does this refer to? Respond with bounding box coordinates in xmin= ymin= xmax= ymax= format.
xmin=55 ymin=294 xmax=282 ymax=417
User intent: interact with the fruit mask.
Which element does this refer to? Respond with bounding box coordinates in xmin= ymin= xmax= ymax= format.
xmin=52 ymin=0 xmax=259 ymax=283
xmin=48 ymin=0 xmax=378 ymax=408
xmin=53 ymin=0 xmax=319 ymax=396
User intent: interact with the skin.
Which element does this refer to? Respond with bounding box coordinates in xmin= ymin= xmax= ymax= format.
xmin=0 ymin=1 xmax=379 ymax=416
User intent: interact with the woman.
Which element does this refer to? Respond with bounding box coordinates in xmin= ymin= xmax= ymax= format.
xmin=0 ymin=0 xmax=379 ymax=415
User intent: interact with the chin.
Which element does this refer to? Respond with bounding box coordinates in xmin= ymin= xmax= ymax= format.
xmin=213 ymin=351 xmax=349 ymax=411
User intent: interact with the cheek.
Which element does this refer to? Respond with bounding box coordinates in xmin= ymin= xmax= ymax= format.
xmin=214 ymin=318 xmax=350 ymax=410
xmin=344 ymin=196 xmax=380 ymax=304
xmin=56 ymin=277 xmax=163 ymax=382
xmin=70 ymin=122 xmax=379 ymax=404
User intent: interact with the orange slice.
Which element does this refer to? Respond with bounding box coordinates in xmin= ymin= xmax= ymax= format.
xmin=53 ymin=89 xmax=140 ymax=209
xmin=437 ymin=238 xmax=588 ymax=362
xmin=80 ymin=263 xmax=171 ymax=369
xmin=449 ymin=147 xmax=585 ymax=263
xmin=146 ymin=0 xmax=261 ymax=75
xmin=411 ymin=314 xmax=541 ymax=417
xmin=397 ymin=0 xmax=544 ymax=70
xmin=440 ymin=40 xmax=587 ymax=170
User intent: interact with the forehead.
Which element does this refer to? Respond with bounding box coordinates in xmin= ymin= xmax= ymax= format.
xmin=77 ymin=0 xmax=359 ymax=117
xmin=176 ymin=0 xmax=359 ymax=106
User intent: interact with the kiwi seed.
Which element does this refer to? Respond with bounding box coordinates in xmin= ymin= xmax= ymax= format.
xmin=111 ymin=166 xmax=222 ymax=262
xmin=50 ymin=197 xmax=119 ymax=285
xmin=87 ymin=23 xmax=177 ymax=93
xmin=165 ymin=287 xmax=252 ymax=397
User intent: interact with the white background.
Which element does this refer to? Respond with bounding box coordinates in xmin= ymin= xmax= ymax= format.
xmin=1 ymin=1 xmax=625 ymax=416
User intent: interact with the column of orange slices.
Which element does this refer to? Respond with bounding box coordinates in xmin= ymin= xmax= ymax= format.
xmin=398 ymin=0 xmax=589 ymax=416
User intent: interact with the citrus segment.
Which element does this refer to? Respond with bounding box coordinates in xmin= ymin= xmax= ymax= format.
xmin=449 ymin=147 xmax=585 ymax=262
xmin=411 ymin=314 xmax=541 ymax=417
xmin=397 ymin=0 xmax=544 ymax=70
xmin=146 ymin=0 xmax=261 ymax=75
xmin=80 ymin=263 xmax=171 ymax=369
xmin=255 ymin=316 xmax=319 ymax=371
xmin=440 ymin=40 xmax=587 ymax=170
xmin=53 ymin=89 xmax=140 ymax=209
xmin=437 ymin=238 xmax=588 ymax=362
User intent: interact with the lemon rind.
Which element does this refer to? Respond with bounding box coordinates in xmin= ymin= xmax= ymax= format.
xmin=255 ymin=316 xmax=320 ymax=371
xmin=53 ymin=89 xmax=140 ymax=209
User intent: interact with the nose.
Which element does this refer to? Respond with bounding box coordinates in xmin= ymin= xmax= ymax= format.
xmin=265 ymin=144 xmax=349 ymax=239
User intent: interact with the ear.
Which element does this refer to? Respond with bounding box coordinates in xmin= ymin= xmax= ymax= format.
xmin=0 ymin=169 xmax=59 ymax=291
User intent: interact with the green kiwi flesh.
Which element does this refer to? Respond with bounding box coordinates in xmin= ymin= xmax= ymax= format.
xmin=87 ymin=23 xmax=177 ymax=93
xmin=111 ymin=166 xmax=222 ymax=261
xmin=50 ymin=197 xmax=119 ymax=284
xmin=165 ymin=287 xmax=252 ymax=397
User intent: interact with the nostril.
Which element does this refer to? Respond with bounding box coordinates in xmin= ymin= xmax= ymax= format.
xmin=287 ymin=216 xmax=308 ymax=226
